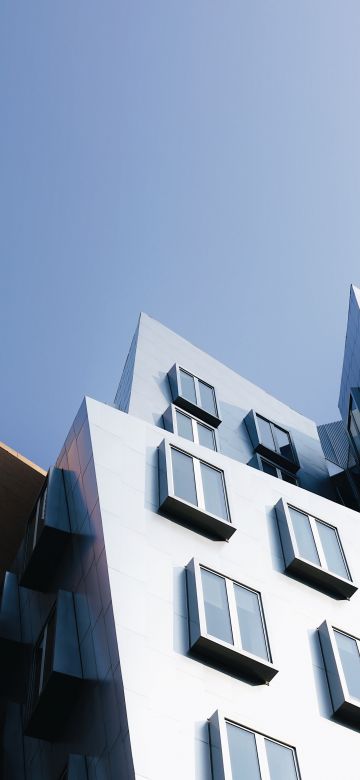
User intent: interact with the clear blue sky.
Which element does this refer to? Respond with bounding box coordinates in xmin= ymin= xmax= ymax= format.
xmin=1 ymin=2 xmax=360 ymax=469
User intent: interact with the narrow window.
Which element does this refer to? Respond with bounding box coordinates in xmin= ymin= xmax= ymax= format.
xmin=176 ymin=410 xmax=194 ymax=442
xmin=198 ymin=422 xmax=216 ymax=450
xmin=201 ymin=569 xmax=233 ymax=644
xmin=334 ymin=630 xmax=360 ymax=700
xmin=226 ymin=723 xmax=262 ymax=780
xmin=260 ymin=459 xmax=278 ymax=477
xmin=274 ymin=426 xmax=293 ymax=461
xmin=200 ymin=462 xmax=228 ymax=520
xmin=171 ymin=449 xmax=197 ymax=505
xmin=257 ymin=417 xmax=275 ymax=451
xmin=289 ymin=507 xmax=320 ymax=565
xmin=315 ymin=521 xmax=348 ymax=579
xmin=198 ymin=380 xmax=217 ymax=416
xmin=179 ymin=369 xmax=197 ymax=404
xmin=234 ymin=584 xmax=268 ymax=660
xmin=265 ymin=739 xmax=299 ymax=780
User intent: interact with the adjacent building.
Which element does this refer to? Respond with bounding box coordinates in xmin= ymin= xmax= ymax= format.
xmin=2 ymin=286 xmax=360 ymax=778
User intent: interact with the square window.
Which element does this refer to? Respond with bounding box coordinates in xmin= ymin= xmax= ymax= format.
xmin=163 ymin=405 xmax=218 ymax=451
xmin=186 ymin=559 xmax=277 ymax=683
xmin=276 ymin=499 xmax=356 ymax=599
xmin=245 ymin=411 xmax=299 ymax=472
xmin=158 ymin=440 xmax=235 ymax=540
xmin=318 ymin=620 xmax=360 ymax=728
xmin=209 ymin=711 xmax=301 ymax=780
xmin=167 ymin=364 xmax=221 ymax=427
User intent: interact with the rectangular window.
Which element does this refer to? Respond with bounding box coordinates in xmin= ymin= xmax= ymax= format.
xmin=30 ymin=606 xmax=57 ymax=709
xmin=171 ymin=447 xmax=228 ymax=521
xmin=318 ymin=620 xmax=360 ymax=727
xmin=276 ymin=499 xmax=356 ymax=599
xmin=186 ymin=559 xmax=277 ymax=683
xmin=200 ymin=567 xmax=269 ymax=661
xmin=334 ymin=629 xmax=360 ymax=700
xmin=174 ymin=407 xmax=217 ymax=450
xmin=260 ymin=457 xmax=298 ymax=485
xmin=158 ymin=440 xmax=234 ymax=540
xmin=168 ymin=364 xmax=221 ymax=426
xmin=289 ymin=507 xmax=350 ymax=580
xmin=209 ymin=712 xmax=301 ymax=780
xmin=257 ymin=416 xmax=295 ymax=463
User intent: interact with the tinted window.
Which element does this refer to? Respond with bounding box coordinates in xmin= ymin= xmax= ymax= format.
xmin=234 ymin=585 xmax=268 ymax=660
xmin=226 ymin=724 xmax=261 ymax=780
xmin=289 ymin=508 xmax=320 ymax=565
xmin=281 ymin=470 xmax=297 ymax=485
xmin=201 ymin=569 xmax=233 ymax=644
xmin=198 ymin=380 xmax=217 ymax=416
xmin=274 ymin=426 xmax=293 ymax=461
xmin=257 ymin=417 xmax=275 ymax=450
xmin=260 ymin=459 xmax=278 ymax=477
xmin=265 ymin=739 xmax=298 ymax=780
xmin=334 ymin=630 xmax=360 ymax=700
xmin=176 ymin=410 xmax=193 ymax=442
xmin=198 ymin=422 xmax=216 ymax=450
xmin=171 ymin=449 xmax=197 ymax=505
xmin=316 ymin=521 xmax=349 ymax=580
xmin=200 ymin=463 xmax=228 ymax=520
xmin=179 ymin=369 xmax=196 ymax=404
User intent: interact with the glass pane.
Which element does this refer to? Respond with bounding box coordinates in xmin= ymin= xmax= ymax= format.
xmin=176 ymin=410 xmax=194 ymax=442
xmin=198 ymin=422 xmax=216 ymax=450
xmin=257 ymin=417 xmax=275 ymax=450
xmin=198 ymin=380 xmax=217 ymax=416
xmin=265 ymin=740 xmax=298 ymax=780
xmin=274 ymin=425 xmax=294 ymax=461
xmin=234 ymin=585 xmax=268 ymax=660
xmin=171 ymin=449 xmax=197 ymax=506
xmin=261 ymin=459 xmax=278 ymax=477
xmin=289 ymin=508 xmax=320 ymax=565
xmin=226 ymin=723 xmax=261 ymax=780
xmin=179 ymin=369 xmax=196 ymax=404
xmin=281 ymin=470 xmax=297 ymax=485
xmin=201 ymin=569 xmax=233 ymax=644
xmin=316 ymin=521 xmax=349 ymax=579
xmin=200 ymin=462 xmax=228 ymax=520
xmin=334 ymin=630 xmax=360 ymax=700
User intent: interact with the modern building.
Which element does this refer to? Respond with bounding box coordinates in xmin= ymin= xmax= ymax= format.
xmin=2 ymin=287 xmax=360 ymax=778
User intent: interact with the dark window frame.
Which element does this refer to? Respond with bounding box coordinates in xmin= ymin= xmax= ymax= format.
xmin=167 ymin=364 xmax=221 ymax=427
xmin=276 ymin=499 xmax=357 ymax=599
xmin=158 ymin=439 xmax=235 ymax=541
xmin=186 ymin=559 xmax=277 ymax=683
xmin=209 ymin=710 xmax=301 ymax=780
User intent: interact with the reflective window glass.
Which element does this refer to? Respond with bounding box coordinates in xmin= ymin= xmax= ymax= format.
xmin=226 ymin=724 xmax=261 ymax=780
xmin=257 ymin=417 xmax=275 ymax=450
xmin=261 ymin=459 xmax=278 ymax=477
xmin=234 ymin=585 xmax=268 ymax=660
xmin=171 ymin=449 xmax=197 ymax=506
xmin=201 ymin=569 xmax=233 ymax=644
xmin=316 ymin=521 xmax=349 ymax=579
xmin=198 ymin=380 xmax=217 ymax=416
xmin=179 ymin=369 xmax=197 ymax=404
xmin=200 ymin=463 xmax=228 ymax=520
xmin=176 ymin=410 xmax=193 ymax=442
xmin=289 ymin=508 xmax=320 ymax=565
xmin=274 ymin=426 xmax=293 ymax=461
xmin=281 ymin=470 xmax=297 ymax=485
xmin=334 ymin=630 xmax=360 ymax=700
xmin=198 ymin=422 xmax=216 ymax=450
xmin=265 ymin=739 xmax=298 ymax=780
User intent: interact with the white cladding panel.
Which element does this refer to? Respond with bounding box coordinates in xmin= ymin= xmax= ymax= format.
xmin=87 ymin=397 xmax=360 ymax=780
